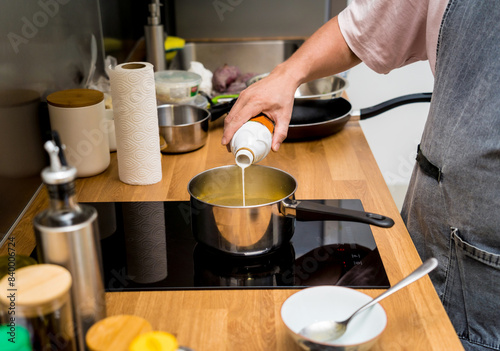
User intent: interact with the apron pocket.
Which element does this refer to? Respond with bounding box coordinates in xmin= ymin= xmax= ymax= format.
xmin=443 ymin=228 xmax=500 ymax=350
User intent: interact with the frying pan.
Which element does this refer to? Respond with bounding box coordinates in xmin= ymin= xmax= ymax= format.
xmin=208 ymin=93 xmax=432 ymax=141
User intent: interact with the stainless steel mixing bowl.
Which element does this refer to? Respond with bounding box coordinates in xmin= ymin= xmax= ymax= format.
xmin=157 ymin=104 xmax=210 ymax=154
xmin=246 ymin=74 xmax=348 ymax=100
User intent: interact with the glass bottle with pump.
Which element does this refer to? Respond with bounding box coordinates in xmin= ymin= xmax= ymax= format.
xmin=230 ymin=113 xmax=274 ymax=168
xmin=33 ymin=132 xmax=106 ymax=351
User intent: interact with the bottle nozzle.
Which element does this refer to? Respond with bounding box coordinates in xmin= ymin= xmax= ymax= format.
xmin=147 ymin=0 xmax=162 ymax=25
xmin=235 ymin=149 xmax=254 ymax=168
xmin=41 ymin=132 xmax=77 ymax=184
xmin=44 ymin=141 xmax=62 ymax=172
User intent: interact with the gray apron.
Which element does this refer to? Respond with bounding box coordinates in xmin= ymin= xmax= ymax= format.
xmin=401 ymin=0 xmax=500 ymax=350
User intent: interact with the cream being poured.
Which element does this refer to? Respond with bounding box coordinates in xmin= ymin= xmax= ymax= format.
xmin=235 ymin=149 xmax=253 ymax=207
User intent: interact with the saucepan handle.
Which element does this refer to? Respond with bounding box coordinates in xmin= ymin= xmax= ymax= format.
xmin=281 ymin=200 xmax=395 ymax=228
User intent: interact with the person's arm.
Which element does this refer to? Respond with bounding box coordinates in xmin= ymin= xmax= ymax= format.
xmin=221 ymin=16 xmax=361 ymax=151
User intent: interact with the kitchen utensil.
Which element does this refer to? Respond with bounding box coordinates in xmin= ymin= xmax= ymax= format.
xmin=34 ymin=136 xmax=106 ymax=351
xmin=0 ymin=264 xmax=77 ymax=351
xmin=0 ymin=88 xmax=45 ymax=178
xmin=205 ymin=93 xmax=432 ymax=140
xmin=188 ymin=165 xmax=394 ymax=256
xmin=299 ymin=258 xmax=438 ymax=343
xmin=247 ymin=73 xmax=348 ymax=100
xmin=158 ymin=104 xmax=210 ymax=153
xmin=287 ymin=92 xmax=432 ymax=140
xmin=47 ymin=88 xmax=110 ymax=177
xmin=281 ymin=286 xmax=387 ymax=351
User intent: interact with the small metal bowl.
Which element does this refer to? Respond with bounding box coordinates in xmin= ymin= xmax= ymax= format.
xmin=158 ymin=104 xmax=210 ymax=154
xmin=281 ymin=286 xmax=387 ymax=351
xmin=246 ymin=73 xmax=348 ymax=100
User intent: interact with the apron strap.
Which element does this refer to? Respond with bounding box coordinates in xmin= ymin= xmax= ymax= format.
xmin=416 ymin=144 xmax=442 ymax=183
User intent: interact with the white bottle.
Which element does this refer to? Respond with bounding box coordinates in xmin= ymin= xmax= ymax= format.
xmin=230 ymin=114 xmax=274 ymax=168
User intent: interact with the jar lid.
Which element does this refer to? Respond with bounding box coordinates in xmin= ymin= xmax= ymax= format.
xmin=0 ymin=264 xmax=72 ymax=317
xmin=85 ymin=315 xmax=153 ymax=351
xmin=0 ymin=325 xmax=32 ymax=351
xmin=47 ymin=89 xmax=104 ymax=108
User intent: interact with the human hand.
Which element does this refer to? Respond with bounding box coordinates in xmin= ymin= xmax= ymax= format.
xmin=221 ymin=68 xmax=299 ymax=152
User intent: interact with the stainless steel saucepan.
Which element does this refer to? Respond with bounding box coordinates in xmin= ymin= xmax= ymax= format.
xmin=188 ymin=165 xmax=394 ymax=256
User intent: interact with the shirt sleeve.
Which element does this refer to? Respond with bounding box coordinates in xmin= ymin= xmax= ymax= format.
xmin=338 ymin=0 xmax=431 ymax=74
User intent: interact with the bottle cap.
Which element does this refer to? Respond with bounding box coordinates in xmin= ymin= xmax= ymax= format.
xmin=0 ymin=325 xmax=32 ymax=351
xmin=235 ymin=148 xmax=254 ymax=168
xmin=129 ymin=331 xmax=179 ymax=351
xmin=250 ymin=113 xmax=274 ymax=133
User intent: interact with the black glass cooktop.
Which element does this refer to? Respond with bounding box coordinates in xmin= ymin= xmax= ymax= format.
xmin=77 ymin=199 xmax=390 ymax=292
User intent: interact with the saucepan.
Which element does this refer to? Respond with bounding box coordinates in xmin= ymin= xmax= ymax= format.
xmin=158 ymin=103 xmax=232 ymax=154
xmin=208 ymin=93 xmax=432 ymax=141
xmin=188 ymin=165 xmax=394 ymax=256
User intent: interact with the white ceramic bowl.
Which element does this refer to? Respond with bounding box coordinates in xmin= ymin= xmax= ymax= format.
xmin=281 ymin=286 xmax=387 ymax=351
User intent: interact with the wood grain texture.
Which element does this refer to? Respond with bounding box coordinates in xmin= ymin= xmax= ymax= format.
xmin=0 ymin=120 xmax=463 ymax=351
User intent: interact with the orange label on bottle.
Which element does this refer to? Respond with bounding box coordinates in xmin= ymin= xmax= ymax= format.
xmin=250 ymin=113 xmax=274 ymax=133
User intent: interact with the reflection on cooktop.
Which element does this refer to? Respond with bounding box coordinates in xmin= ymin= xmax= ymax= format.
xmin=84 ymin=200 xmax=390 ymax=291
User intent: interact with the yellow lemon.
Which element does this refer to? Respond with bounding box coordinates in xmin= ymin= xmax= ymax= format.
xmin=129 ymin=331 xmax=179 ymax=351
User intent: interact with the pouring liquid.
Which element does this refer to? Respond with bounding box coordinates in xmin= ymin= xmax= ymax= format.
xmin=235 ymin=150 xmax=253 ymax=206
xmin=242 ymin=167 xmax=246 ymax=206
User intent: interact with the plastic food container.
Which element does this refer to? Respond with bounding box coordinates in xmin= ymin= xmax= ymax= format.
xmin=155 ymin=70 xmax=202 ymax=104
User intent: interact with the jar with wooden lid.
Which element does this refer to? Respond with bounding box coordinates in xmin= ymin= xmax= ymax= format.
xmin=0 ymin=89 xmax=46 ymax=178
xmin=85 ymin=314 xmax=152 ymax=351
xmin=46 ymin=89 xmax=110 ymax=178
xmin=0 ymin=264 xmax=77 ymax=351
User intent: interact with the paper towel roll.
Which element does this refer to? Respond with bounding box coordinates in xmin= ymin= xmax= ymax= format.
xmin=109 ymin=62 xmax=162 ymax=185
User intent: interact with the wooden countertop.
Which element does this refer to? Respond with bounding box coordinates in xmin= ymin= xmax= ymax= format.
xmin=1 ymin=117 xmax=463 ymax=350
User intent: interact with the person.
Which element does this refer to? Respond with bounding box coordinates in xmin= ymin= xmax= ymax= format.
xmin=221 ymin=0 xmax=500 ymax=350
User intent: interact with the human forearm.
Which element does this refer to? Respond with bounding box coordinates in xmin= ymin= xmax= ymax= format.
xmin=222 ymin=16 xmax=360 ymax=151
xmin=273 ymin=16 xmax=361 ymax=87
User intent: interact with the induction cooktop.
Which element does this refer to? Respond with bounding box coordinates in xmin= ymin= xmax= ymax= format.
xmin=76 ymin=199 xmax=390 ymax=292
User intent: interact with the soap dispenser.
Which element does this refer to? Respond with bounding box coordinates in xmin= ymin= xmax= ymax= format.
xmin=33 ymin=132 xmax=106 ymax=351
xmin=144 ymin=0 xmax=166 ymax=71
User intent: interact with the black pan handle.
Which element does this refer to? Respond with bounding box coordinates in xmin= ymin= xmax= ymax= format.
xmin=209 ymin=98 xmax=237 ymax=121
xmin=358 ymin=92 xmax=432 ymax=120
xmin=281 ymin=199 xmax=394 ymax=228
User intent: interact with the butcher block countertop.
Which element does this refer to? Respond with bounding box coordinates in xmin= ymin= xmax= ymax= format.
xmin=1 ymin=117 xmax=463 ymax=350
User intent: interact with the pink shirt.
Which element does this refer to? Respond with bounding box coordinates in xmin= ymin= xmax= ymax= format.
xmin=338 ymin=0 xmax=449 ymax=75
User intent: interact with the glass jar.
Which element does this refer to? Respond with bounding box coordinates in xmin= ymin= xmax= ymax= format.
xmin=0 ymin=264 xmax=77 ymax=351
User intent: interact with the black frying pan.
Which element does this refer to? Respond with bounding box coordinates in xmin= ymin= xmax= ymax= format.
xmin=208 ymin=92 xmax=432 ymax=141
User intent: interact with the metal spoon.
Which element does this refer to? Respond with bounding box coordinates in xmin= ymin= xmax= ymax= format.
xmin=299 ymin=258 xmax=438 ymax=342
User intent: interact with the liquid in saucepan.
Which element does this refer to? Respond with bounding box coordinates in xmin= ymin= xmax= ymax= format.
xmin=194 ymin=165 xmax=292 ymax=207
